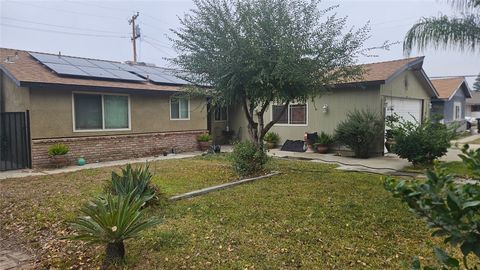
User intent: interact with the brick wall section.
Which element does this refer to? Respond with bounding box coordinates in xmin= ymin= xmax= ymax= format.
xmin=31 ymin=130 xmax=206 ymax=168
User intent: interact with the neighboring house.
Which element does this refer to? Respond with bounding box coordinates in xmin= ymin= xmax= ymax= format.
xmin=430 ymin=77 xmax=471 ymax=130
xmin=466 ymin=91 xmax=480 ymax=119
xmin=226 ymin=57 xmax=438 ymax=156
xmin=0 ymin=48 xmax=208 ymax=170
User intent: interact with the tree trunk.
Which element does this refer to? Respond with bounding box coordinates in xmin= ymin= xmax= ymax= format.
xmin=103 ymin=241 xmax=125 ymax=268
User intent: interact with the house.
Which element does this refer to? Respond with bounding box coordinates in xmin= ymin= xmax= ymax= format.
xmin=466 ymin=91 xmax=480 ymax=120
xmin=226 ymin=57 xmax=439 ymax=156
xmin=430 ymin=77 xmax=471 ymax=130
xmin=0 ymin=48 xmax=209 ymax=170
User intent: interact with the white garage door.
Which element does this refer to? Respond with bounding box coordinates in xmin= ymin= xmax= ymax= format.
xmin=385 ymin=97 xmax=423 ymax=124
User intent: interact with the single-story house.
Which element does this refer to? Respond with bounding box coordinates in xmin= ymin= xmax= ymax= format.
xmin=430 ymin=77 xmax=471 ymax=130
xmin=466 ymin=91 xmax=480 ymax=120
xmin=0 ymin=48 xmax=209 ymax=170
xmin=226 ymin=57 xmax=439 ymax=156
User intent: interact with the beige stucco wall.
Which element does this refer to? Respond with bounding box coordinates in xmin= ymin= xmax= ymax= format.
xmin=1 ymin=72 xmax=30 ymax=112
xmin=229 ymin=86 xmax=382 ymax=144
xmin=29 ymin=87 xmax=208 ymax=139
xmin=380 ymin=70 xmax=432 ymax=118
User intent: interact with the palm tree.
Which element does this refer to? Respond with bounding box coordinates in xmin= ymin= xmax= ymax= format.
xmin=403 ymin=0 xmax=480 ymax=54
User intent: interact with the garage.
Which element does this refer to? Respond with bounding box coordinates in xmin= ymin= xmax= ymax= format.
xmin=385 ymin=97 xmax=423 ymax=124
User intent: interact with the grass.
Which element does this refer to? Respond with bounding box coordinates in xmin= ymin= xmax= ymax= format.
xmin=403 ymin=161 xmax=477 ymax=179
xmin=0 ymin=155 xmax=462 ymax=269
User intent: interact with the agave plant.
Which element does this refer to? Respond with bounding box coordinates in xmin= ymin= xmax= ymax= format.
xmin=70 ymin=192 xmax=159 ymax=265
xmin=105 ymin=163 xmax=159 ymax=204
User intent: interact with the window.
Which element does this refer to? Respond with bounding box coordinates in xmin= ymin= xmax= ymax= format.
xmin=170 ymin=97 xmax=189 ymax=120
xmin=454 ymin=102 xmax=462 ymax=120
xmin=73 ymin=93 xmax=130 ymax=131
xmin=472 ymin=105 xmax=480 ymax=112
xmin=214 ymin=106 xmax=228 ymax=121
xmin=272 ymin=103 xmax=307 ymax=125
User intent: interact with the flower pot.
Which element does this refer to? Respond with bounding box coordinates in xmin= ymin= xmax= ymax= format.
xmin=265 ymin=141 xmax=276 ymax=149
xmin=315 ymin=144 xmax=329 ymax=154
xmin=76 ymin=157 xmax=86 ymax=166
xmin=198 ymin=141 xmax=211 ymax=151
xmin=50 ymin=155 xmax=69 ymax=168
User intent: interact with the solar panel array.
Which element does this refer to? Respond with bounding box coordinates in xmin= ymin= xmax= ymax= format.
xmin=29 ymin=52 xmax=188 ymax=85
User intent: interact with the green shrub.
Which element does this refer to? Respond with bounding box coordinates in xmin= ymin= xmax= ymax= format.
xmin=231 ymin=141 xmax=269 ymax=177
xmin=387 ymin=116 xmax=456 ymax=165
xmin=263 ymin=132 xmax=280 ymax=144
xmin=70 ymin=192 xmax=160 ymax=266
xmin=48 ymin=143 xmax=69 ymax=156
xmin=385 ymin=145 xmax=480 ymax=269
xmin=313 ymin=132 xmax=334 ymax=146
xmin=104 ymin=164 xmax=161 ymax=205
xmin=334 ymin=109 xmax=383 ymax=158
xmin=197 ymin=133 xmax=212 ymax=142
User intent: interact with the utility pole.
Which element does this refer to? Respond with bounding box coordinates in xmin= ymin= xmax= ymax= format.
xmin=129 ymin=12 xmax=140 ymax=63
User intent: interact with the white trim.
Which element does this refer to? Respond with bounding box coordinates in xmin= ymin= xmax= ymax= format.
xmin=453 ymin=101 xmax=462 ymax=120
xmin=271 ymin=102 xmax=308 ymax=127
xmin=72 ymin=91 xmax=132 ymax=133
xmin=169 ymin=96 xmax=190 ymax=120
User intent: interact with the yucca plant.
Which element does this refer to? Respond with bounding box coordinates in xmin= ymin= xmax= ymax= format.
xmin=70 ymin=192 xmax=160 ymax=266
xmin=105 ymin=164 xmax=160 ymax=205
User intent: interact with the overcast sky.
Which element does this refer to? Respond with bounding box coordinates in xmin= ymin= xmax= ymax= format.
xmin=0 ymin=0 xmax=479 ymax=85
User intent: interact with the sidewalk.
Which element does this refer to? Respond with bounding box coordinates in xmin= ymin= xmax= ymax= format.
xmin=0 ymin=152 xmax=203 ymax=180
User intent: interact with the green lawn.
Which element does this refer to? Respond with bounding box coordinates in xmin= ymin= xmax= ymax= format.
xmin=0 ymin=155 xmax=455 ymax=269
xmin=403 ymin=161 xmax=477 ymax=179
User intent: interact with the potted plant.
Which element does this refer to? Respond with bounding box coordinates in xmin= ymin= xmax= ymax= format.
xmin=263 ymin=132 xmax=280 ymax=149
xmin=197 ymin=133 xmax=212 ymax=151
xmin=48 ymin=143 xmax=70 ymax=167
xmin=313 ymin=132 xmax=334 ymax=154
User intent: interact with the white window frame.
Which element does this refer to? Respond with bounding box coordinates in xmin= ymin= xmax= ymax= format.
xmin=271 ymin=103 xmax=308 ymax=127
xmin=169 ymin=96 xmax=190 ymax=120
xmin=72 ymin=91 xmax=131 ymax=132
xmin=454 ymin=101 xmax=462 ymax=120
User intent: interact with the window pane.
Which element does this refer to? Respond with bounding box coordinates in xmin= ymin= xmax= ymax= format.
xmin=74 ymin=94 xmax=102 ymax=130
xmin=272 ymin=105 xmax=288 ymax=124
xmin=290 ymin=104 xmax=307 ymax=124
xmin=104 ymin=95 xmax=129 ymax=129
xmin=180 ymin=98 xmax=189 ymax=119
xmin=215 ymin=106 xmax=227 ymax=121
xmin=171 ymin=99 xmax=179 ymax=119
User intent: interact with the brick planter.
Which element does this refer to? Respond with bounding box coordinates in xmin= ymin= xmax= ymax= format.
xmin=31 ymin=130 xmax=206 ymax=168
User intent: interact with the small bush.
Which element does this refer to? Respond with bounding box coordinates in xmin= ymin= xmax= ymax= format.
xmin=104 ymin=164 xmax=161 ymax=205
xmin=387 ymin=116 xmax=456 ymax=165
xmin=335 ymin=109 xmax=383 ymax=158
xmin=197 ymin=133 xmax=212 ymax=142
xmin=231 ymin=141 xmax=269 ymax=177
xmin=263 ymin=132 xmax=280 ymax=144
xmin=70 ymin=192 xmax=159 ymax=266
xmin=313 ymin=132 xmax=334 ymax=146
xmin=48 ymin=143 xmax=69 ymax=156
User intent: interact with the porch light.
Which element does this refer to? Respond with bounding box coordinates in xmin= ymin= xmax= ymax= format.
xmin=322 ymin=104 xmax=328 ymax=113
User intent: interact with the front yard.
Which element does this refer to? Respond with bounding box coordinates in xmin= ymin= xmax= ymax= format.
xmin=0 ymin=155 xmax=450 ymax=269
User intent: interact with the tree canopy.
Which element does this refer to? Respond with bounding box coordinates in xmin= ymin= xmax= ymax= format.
xmin=404 ymin=0 xmax=480 ymax=54
xmin=170 ymin=0 xmax=370 ymax=145
xmin=474 ymin=73 xmax=480 ymax=91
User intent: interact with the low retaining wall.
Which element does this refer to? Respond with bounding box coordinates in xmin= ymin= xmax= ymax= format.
xmin=31 ymin=130 xmax=206 ymax=168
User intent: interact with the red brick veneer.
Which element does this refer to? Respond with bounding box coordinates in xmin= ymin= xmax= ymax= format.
xmin=31 ymin=130 xmax=206 ymax=168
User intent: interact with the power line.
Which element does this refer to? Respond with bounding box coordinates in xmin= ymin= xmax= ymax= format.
xmin=0 ymin=16 xmax=127 ymax=35
xmin=142 ymin=38 xmax=175 ymax=58
xmin=0 ymin=23 xmax=130 ymax=38
xmin=143 ymin=35 xmax=172 ymax=49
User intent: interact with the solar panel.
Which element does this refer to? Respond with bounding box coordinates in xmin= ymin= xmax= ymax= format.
xmin=29 ymin=52 xmax=70 ymax=65
xmin=107 ymin=69 xmax=146 ymax=81
xmin=29 ymin=52 xmax=146 ymax=82
xmin=62 ymin=57 xmax=98 ymax=68
xmin=128 ymin=65 xmax=188 ymax=85
xmin=42 ymin=62 xmax=90 ymax=76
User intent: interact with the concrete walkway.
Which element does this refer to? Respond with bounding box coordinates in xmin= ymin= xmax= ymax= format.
xmin=0 ymin=250 xmax=31 ymax=270
xmin=269 ymin=149 xmax=411 ymax=174
xmin=0 ymin=152 xmax=203 ymax=180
